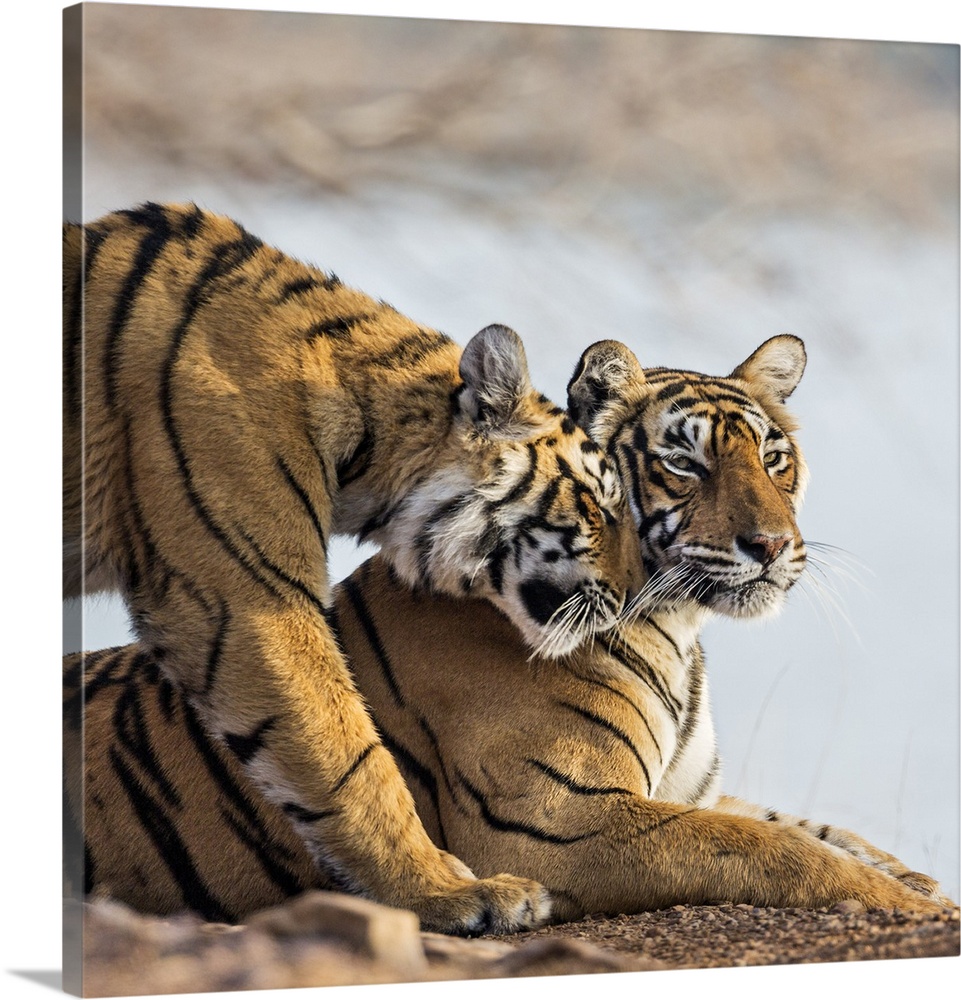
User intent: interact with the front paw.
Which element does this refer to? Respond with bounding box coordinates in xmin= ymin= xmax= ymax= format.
xmin=415 ymin=873 xmax=553 ymax=936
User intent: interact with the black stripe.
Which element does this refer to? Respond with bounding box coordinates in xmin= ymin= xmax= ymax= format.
xmin=616 ymin=441 xmax=647 ymax=529
xmin=644 ymin=618 xmax=683 ymax=662
xmin=181 ymin=203 xmax=205 ymax=240
xmin=366 ymin=328 xmax=452 ymax=369
xmin=308 ymin=437 xmax=336 ymax=496
xmin=305 ymin=313 xmax=372 ymax=340
xmin=282 ymin=802 xmax=340 ymax=824
xmin=68 ymin=647 xmax=132 ymax=714
xmin=688 ymin=751 xmax=721 ymax=804
xmin=337 ymin=426 xmax=374 ymax=487
xmin=491 ymin=442 xmax=538 ymax=509
xmin=105 ymin=203 xmax=173 ymax=411
xmin=202 ymin=598 xmax=230 ymax=695
xmin=671 ymin=644 xmax=705 ymax=763
xmin=707 ymin=388 xmax=764 ymax=410
xmin=686 ymin=552 xmax=736 ymax=568
xmin=64 ymin=225 xmax=107 ymax=423
xmin=277 ymin=276 xmax=323 ymax=302
xmin=62 ymin=654 xmax=84 ymax=705
xmin=415 ymin=713 xmax=464 ymax=811
xmin=108 ymin=745 xmax=234 ymax=922
xmin=724 ymin=412 xmax=761 ymax=446
xmin=112 ymin=677 xmax=182 ymax=808
xmin=558 ymin=701 xmax=652 ymax=793
xmin=526 ymin=759 xmax=633 ymax=796
xmin=358 ymin=499 xmax=401 ymax=544
xmin=456 ymin=769 xmax=598 ymax=845
xmin=106 ymin=463 xmax=145 ymax=599
xmin=277 ymin=456 xmax=328 ymax=558
xmin=156 ymin=676 xmax=177 ymax=722
xmin=605 ymin=634 xmax=683 ymax=720
xmin=119 ymin=417 xmax=172 ymax=599
xmin=223 ymin=716 xmax=278 ymax=766
xmin=557 ymin=662 xmax=663 ymax=761
xmin=116 ymin=201 xmax=171 ymax=228
xmin=377 ymin=726 xmax=448 ymax=850
xmin=331 ymin=742 xmax=378 ymax=794
xmin=486 ymin=539 xmax=511 ymax=595
xmin=654 ymin=381 xmax=691 ymax=403
xmin=606 ymin=399 xmax=652 ymax=457
xmin=339 ymin=576 xmax=405 ymax=707
xmin=640 ymin=807 xmax=698 ymax=835
xmin=179 ymin=699 xmax=283 ymax=839
xmin=218 ymin=807 xmax=311 ymax=897
xmin=413 ymin=492 xmax=469 ymax=581
xmin=159 ymin=233 xmax=288 ymax=605
xmin=708 ymin=412 xmax=721 ymax=460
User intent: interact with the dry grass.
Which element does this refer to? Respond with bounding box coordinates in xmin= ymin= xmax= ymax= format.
xmin=69 ymin=5 xmax=957 ymax=225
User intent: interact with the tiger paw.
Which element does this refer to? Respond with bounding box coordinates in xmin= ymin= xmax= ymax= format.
xmin=895 ymin=869 xmax=955 ymax=907
xmin=413 ymin=874 xmax=553 ymax=936
xmin=854 ymin=868 xmax=957 ymax=915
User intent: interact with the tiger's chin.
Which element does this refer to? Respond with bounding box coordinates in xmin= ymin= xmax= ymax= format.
xmin=701 ymin=579 xmax=789 ymax=620
xmin=501 ymin=598 xmax=622 ymax=661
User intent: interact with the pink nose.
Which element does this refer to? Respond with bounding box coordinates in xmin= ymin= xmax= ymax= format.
xmin=737 ymin=533 xmax=792 ymax=566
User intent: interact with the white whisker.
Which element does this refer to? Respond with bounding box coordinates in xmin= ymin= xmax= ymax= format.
xmin=796 ymin=569 xmax=863 ymax=647
xmin=622 ymin=562 xmax=691 ymax=620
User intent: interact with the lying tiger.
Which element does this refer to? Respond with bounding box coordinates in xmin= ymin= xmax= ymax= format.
xmin=63 ymin=203 xmax=642 ymax=934
xmin=64 ymin=334 xmax=952 ymax=923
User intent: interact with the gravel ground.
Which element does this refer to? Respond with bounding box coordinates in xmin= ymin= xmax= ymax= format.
xmin=495 ymin=900 xmax=961 ymax=971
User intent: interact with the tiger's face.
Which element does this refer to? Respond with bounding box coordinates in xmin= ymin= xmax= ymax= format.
xmin=568 ymin=336 xmax=808 ymax=621
xmin=376 ymin=325 xmax=642 ymax=658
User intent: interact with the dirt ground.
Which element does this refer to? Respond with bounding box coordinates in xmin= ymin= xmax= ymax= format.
xmin=495 ymin=899 xmax=961 ymax=971
xmin=74 ymin=892 xmax=959 ymax=996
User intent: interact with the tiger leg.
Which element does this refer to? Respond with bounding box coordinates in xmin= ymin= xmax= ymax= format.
xmin=71 ymin=416 xmax=549 ymax=932
xmin=450 ymin=795 xmax=953 ymax=921
xmin=712 ymin=794 xmax=949 ymax=904
xmin=94 ymin=603 xmax=549 ymax=934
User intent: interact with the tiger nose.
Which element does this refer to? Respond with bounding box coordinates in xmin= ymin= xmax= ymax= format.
xmin=737 ymin=533 xmax=792 ymax=566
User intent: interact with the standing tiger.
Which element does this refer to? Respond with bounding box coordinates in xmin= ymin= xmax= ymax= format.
xmin=65 ymin=334 xmax=952 ymax=922
xmin=63 ymin=203 xmax=644 ymax=934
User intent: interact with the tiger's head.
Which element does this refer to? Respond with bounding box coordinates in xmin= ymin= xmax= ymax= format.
xmin=376 ymin=324 xmax=643 ymax=658
xmin=567 ymin=335 xmax=808 ymax=621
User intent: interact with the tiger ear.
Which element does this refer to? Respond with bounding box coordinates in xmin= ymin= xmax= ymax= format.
xmin=567 ymin=340 xmax=644 ymax=441
xmin=730 ymin=335 xmax=806 ymax=402
xmin=458 ymin=324 xmax=534 ymax=434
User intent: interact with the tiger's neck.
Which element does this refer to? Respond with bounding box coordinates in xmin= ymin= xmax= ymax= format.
xmin=326 ymin=368 xmax=462 ymax=540
xmin=646 ymin=604 xmax=708 ymax=660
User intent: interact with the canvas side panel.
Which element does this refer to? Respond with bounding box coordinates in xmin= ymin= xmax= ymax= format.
xmin=62 ymin=4 xmax=84 ymax=996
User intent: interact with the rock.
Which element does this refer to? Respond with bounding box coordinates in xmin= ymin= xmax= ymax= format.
xmin=492 ymin=937 xmax=663 ymax=977
xmin=831 ymin=898 xmax=867 ymax=916
xmin=246 ymin=890 xmax=426 ymax=977
xmin=420 ymin=931 xmax=515 ymax=967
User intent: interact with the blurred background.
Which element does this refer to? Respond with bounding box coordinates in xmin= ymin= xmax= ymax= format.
xmin=65 ymin=3 xmax=959 ymax=900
